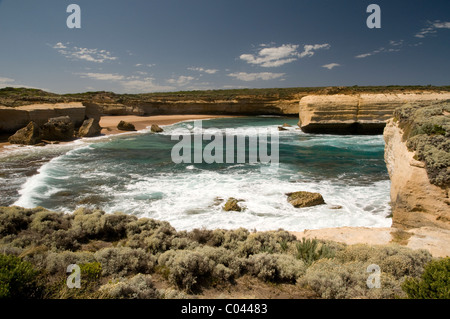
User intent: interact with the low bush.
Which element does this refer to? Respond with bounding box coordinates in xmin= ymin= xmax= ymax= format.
xmin=94 ymin=247 xmax=156 ymax=277
xmin=246 ymin=253 xmax=306 ymax=283
xmin=402 ymin=257 xmax=450 ymax=299
xmin=296 ymin=238 xmax=335 ymax=266
xmin=99 ymin=274 xmax=159 ymax=299
xmin=0 ymin=253 xmax=43 ymax=298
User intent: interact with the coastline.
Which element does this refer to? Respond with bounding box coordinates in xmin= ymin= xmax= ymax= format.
xmin=1 ymin=113 xmax=448 ymax=258
xmin=0 ymin=114 xmax=240 ymax=153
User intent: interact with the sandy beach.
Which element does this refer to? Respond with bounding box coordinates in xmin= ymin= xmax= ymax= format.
xmin=0 ymin=114 xmax=240 ymax=152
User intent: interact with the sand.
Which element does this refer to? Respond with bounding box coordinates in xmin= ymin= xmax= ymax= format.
xmin=99 ymin=114 xmax=237 ymax=135
xmin=0 ymin=114 xmax=239 ymax=152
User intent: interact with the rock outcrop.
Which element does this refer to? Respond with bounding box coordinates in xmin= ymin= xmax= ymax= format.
xmin=298 ymin=93 xmax=450 ymax=134
xmin=223 ymin=198 xmax=243 ymax=212
xmin=150 ymin=124 xmax=164 ymax=133
xmin=0 ymin=102 xmax=85 ymax=133
xmin=286 ymin=191 xmax=325 ymax=208
xmin=78 ymin=118 xmax=102 ymax=137
xmin=7 ymin=121 xmax=41 ymax=145
xmin=383 ymin=119 xmax=450 ymax=230
xmin=117 ymin=120 xmax=136 ymax=131
xmin=41 ymin=116 xmax=75 ymax=141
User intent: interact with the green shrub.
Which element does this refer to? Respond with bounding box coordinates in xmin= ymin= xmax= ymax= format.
xmin=0 ymin=207 xmax=33 ymax=236
xmin=402 ymin=257 xmax=450 ymax=299
xmin=80 ymin=262 xmax=102 ymax=282
xmin=296 ymin=238 xmax=335 ymax=265
xmin=0 ymin=253 xmax=42 ymax=298
xmin=43 ymin=251 xmax=96 ymax=275
xmin=29 ymin=210 xmax=71 ymax=235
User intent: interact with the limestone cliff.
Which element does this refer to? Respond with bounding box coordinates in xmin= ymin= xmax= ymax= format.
xmin=0 ymin=102 xmax=86 ymax=133
xmin=299 ymin=93 xmax=450 ymax=134
xmin=383 ymin=118 xmax=449 ymax=230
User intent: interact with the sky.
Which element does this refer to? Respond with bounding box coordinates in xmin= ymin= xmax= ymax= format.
xmin=0 ymin=0 xmax=449 ymax=94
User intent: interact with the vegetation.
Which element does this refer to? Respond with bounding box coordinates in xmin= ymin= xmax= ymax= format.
xmin=402 ymin=257 xmax=450 ymax=299
xmin=1 ymin=85 xmax=450 ymax=107
xmin=0 ymin=206 xmax=444 ymax=299
xmin=394 ymin=100 xmax=450 ymax=187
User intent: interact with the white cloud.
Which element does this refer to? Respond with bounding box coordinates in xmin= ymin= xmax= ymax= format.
xmin=167 ymin=75 xmax=195 ymax=86
xmin=227 ymin=72 xmax=285 ymax=81
xmin=78 ymin=73 xmax=125 ymax=81
xmin=188 ymin=67 xmax=219 ymax=74
xmin=52 ymin=42 xmax=118 ymax=63
xmin=355 ymin=39 xmax=402 ymax=59
xmin=121 ymin=78 xmax=175 ymax=93
xmin=239 ymin=43 xmax=330 ymax=67
xmin=298 ymin=44 xmax=331 ymax=58
xmin=75 ymin=72 xmax=174 ymax=93
xmin=322 ymin=63 xmax=340 ymax=70
xmin=415 ymin=20 xmax=450 ymax=38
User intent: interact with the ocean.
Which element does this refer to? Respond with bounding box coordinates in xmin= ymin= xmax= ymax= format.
xmin=0 ymin=116 xmax=392 ymax=232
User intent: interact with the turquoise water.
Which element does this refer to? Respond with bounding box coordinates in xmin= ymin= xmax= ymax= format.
xmin=4 ymin=116 xmax=392 ymax=231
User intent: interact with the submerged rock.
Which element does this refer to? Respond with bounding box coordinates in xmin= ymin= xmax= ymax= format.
xmin=117 ymin=120 xmax=136 ymax=131
xmin=282 ymin=123 xmax=292 ymax=127
xmin=41 ymin=116 xmax=74 ymax=141
xmin=78 ymin=118 xmax=102 ymax=137
xmin=223 ymin=197 xmax=242 ymax=212
xmin=8 ymin=121 xmax=41 ymax=145
xmin=151 ymin=124 xmax=164 ymax=133
xmin=286 ymin=191 xmax=325 ymax=208
xmin=278 ymin=126 xmax=288 ymax=131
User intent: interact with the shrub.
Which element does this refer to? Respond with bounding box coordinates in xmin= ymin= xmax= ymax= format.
xmin=0 ymin=206 xmax=33 ymax=236
xmin=336 ymin=244 xmax=432 ymax=279
xmin=246 ymin=253 xmax=306 ymax=283
xmin=158 ymin=249 xmax=221 ymax=292
xmin=0 ymin=253 xmax=43 ymax=298
xmin=94 ymin=247 xmax=156 ymax=277
xmin=299 ymin=259 xmax=404 ymax=299
xmin=43 ymin=251 xmax=96 ymax=275
xmin=99 ymin=274 xmax=159 ymax=299
xmin=80 ymin=262 xmax=102 ymax=282
xmin=296 ymin=238 xmax=335 ymax=265
xmin=29 ymin=210 xmax=71 ymax=235
xmin=402 ymin=257 xmax=450 ymax=299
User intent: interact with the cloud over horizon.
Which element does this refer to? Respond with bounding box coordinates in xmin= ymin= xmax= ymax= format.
xmin=52 ymin=42 xmax=118 ymax=63
xmin=227 ymin=72 xmax=285 ymax=81
xmin=239 ymin=43 xmax=330 ymax=67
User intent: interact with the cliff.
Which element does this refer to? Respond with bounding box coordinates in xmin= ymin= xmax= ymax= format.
xmin=0 ymin=102 xmax=86 ymax=133
xmin=383 ymin=116 xmax=449 ymax=230
xmin=298 ymin=93 xmax=450 ymax=134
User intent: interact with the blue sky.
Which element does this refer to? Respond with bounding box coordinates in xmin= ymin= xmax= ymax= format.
xmin=0 ymin=0 xmax=449 ymax=93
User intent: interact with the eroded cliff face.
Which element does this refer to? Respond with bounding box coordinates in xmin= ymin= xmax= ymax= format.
xmin=82 ymin=99 xmax=300 ymax=117
xmin=383 ymin=119 xmax=450 ymax=230
xmin=0 ymin=102 xmax=85 ymax=133
xmin=299 ymin=93 xmax=450 ymax=134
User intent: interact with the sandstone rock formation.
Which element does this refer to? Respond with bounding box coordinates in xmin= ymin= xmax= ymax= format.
xmin=78 ymin=118 xmax=102 ymax=137
xmin=41 ymin=116 xmax=75 ymax=141
xmin=117 ymin=120 xmax=136 ymax=131
xmin=286 ymin=191 xmax=325 ymax=208
xmin=298 ymin=93 xmax=450 ymax=134
xmin=383 ymin=119 xmax=449 ymax=230
xmin=151 ymin=124 xmax=164 ymax=133
xmin=8 ymin=121 xmax=41 ymax=145
xmin=0 ymin=102 xmax=85 ymax=133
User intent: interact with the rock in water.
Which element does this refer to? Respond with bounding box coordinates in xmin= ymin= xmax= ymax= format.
xmin=78 ymin=118 xmax=102 ymax=137
xmin=223 ymin=198 xmax=242 ymax=212
xmin=41 ymin=116 xmax=75 ymax=141
xmin=286 ymin=191 xmax=325 ymax=208
xmin=278 ymin=126 xmax=288 ymax=131
xmin=151 ymin=124 xmax=164 ymax=133
xmin=282 ymin=123 xmax=292 ymax=127
xmin=117 ymin=120 xmax=136 ymax=131
xmin=8 ymin=121 xmax=41 ymax=145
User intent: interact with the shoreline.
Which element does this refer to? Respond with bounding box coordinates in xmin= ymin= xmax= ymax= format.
xmin=0 ymin=114 xmax=241 ymax=153
xmin=1 ymin=114 xmax=448 ymax=258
